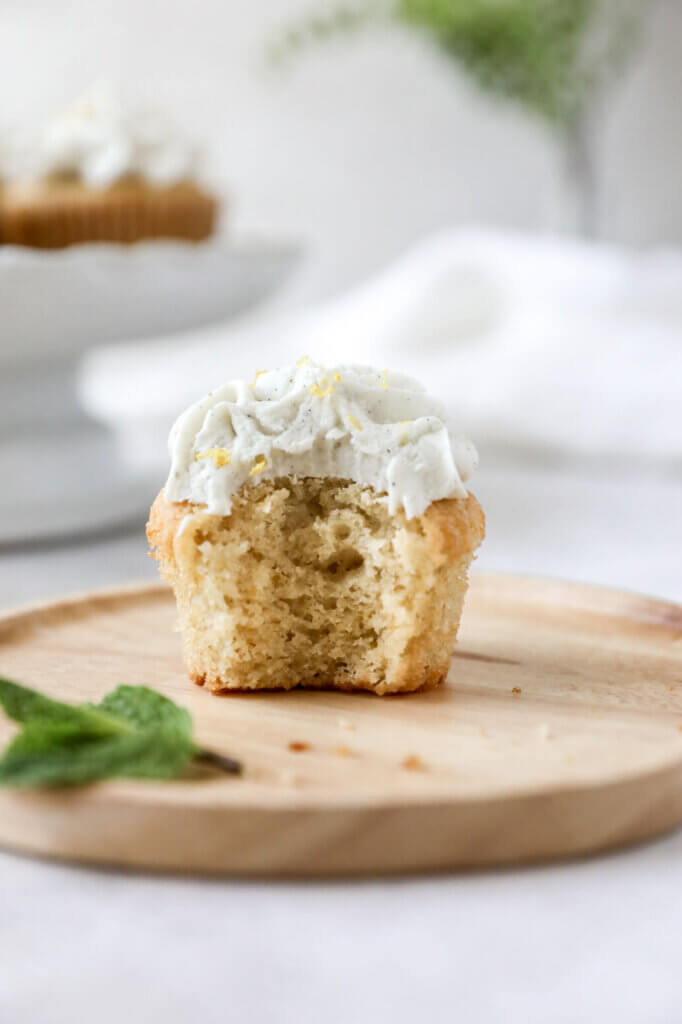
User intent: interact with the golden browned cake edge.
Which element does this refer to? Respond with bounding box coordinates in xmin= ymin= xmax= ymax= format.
xmin=0 ymin=179 xmax=218 ymax=248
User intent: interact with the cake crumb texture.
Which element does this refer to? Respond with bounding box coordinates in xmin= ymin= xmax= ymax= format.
xmin=147 ymin=477 xmax=484 ymax=695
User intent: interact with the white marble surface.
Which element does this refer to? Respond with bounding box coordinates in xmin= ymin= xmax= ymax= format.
xmin=0 ymin=461 xmax=680 ymax=1023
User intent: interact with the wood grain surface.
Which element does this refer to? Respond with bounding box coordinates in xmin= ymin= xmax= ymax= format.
xmin=0 ymin=575 xmax=680 ymax=876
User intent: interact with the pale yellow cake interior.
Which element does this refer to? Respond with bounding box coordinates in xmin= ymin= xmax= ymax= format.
xmin=148 ymin=477 xmax=484 ymax=694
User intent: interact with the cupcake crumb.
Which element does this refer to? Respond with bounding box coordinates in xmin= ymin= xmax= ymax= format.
xmin=288 ymin=741 xmax=310 ymax=753
xmin=512 ymin=687 xmax=522 ymax=696
xmin=401 ymin=754 xmax=426 ymax=772
xmin=333 ymin=744 xmax=353 ymax=757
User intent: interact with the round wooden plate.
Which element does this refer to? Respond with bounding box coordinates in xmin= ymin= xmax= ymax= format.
xmin=0 ymin=575 xmax=680 ymax=876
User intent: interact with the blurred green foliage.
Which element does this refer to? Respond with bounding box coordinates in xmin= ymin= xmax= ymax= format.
xmin=272 ymin=0 xmax=644 ymax=134
xmin=398 ymin=0 xmax=593 ymax=127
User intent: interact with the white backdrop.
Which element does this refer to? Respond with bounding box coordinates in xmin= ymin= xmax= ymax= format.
xmin=2 ymin=0 xmax=681 ymax=298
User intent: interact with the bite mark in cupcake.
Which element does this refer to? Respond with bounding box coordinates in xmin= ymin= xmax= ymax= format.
xmin=148 ymin=361 xmax=485 ymax=695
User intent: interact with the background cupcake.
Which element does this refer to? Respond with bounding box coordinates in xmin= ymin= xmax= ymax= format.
xmin=0 ymin=81 xmax=218 ymax=248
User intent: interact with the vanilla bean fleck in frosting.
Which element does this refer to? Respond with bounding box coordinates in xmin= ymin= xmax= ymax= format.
xmin=165 ymin=359 xmax=478 ymax=519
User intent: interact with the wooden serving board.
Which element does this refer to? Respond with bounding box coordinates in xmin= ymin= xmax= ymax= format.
xmin=0 ymin=575 xmax=681 ymax=876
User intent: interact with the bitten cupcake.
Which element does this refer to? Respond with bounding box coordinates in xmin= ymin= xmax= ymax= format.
xmin=1 ymin=82 xmax=218 ymax=249
xmin=147 ymin=360 xmax=484 ymax=695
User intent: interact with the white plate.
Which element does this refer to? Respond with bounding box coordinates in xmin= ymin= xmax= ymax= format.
xmin=0 ymin=236 xmax=302 ymax=367
xmin=0 ymin=236 xmax=302 ymax=544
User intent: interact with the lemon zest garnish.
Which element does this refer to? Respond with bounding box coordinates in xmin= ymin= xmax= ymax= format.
xmin=398 ymin=420 xmax=414 ymax=447
xmin=333 ymin=370 xmax=342 ymax=382
xmin=380 ymin=370 xmax=389 ymax=389
xmin=348 ymin=415 xmax=363 ymax=431
xmin=195 ymin=447 xmax=232 ymax=468
xmin=249 ymin=369 xmax=266 ymax=389
xmin=296 ymin=355 xmax=310 ymax=368
xmin=308 ymin=377 xmax=334 ymax=398
xmin=249 ymin=456 xmax=267 ymax=476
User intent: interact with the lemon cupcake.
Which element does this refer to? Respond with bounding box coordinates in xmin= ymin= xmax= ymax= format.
xmin=148 ymin=361 xmax=484 ymax=695
xmin=1 ymin=83 xmax=218 ymax=249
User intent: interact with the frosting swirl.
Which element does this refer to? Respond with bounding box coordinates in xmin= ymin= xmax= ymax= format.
xmin=32 ymin=82 xmax=201 ymax=187
xmin=165 ymin=360 xmax=478 ymax=519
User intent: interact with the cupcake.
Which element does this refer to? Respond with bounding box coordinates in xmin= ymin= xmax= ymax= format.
xmin=147 ymin=360 xmax=484 ymax=695
xmin=1 ymin=83 xmax=218 ymax=249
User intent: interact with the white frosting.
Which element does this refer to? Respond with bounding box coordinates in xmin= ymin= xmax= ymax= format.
xmin=165 ymin=360 xmax=478 ymax=519
xmin=33 ymin=82 xmax=200 ymax=187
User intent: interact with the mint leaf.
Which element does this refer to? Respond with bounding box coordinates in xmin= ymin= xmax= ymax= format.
xmin=0 ymin=730 xmax=194 ymax=787
xmin=0 ymin=676 xmax=120 ymax=734
xmin=97 ymin=685 xmax=193 ymax=739
xmin=0 ymin=678 xmax=242 ymax=788
xmin=5 ymin=720 xmax=108 ymax=756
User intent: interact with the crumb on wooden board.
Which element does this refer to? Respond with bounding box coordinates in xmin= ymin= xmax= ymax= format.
xmin=288 ymin=740 xmax=310 ymax=753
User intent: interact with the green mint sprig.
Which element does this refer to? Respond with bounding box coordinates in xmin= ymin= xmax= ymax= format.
xmin=0 ymin=677 xmax=242 ymax=788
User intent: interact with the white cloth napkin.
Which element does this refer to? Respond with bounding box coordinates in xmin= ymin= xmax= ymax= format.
xmin=79 ymin=228 xmax=682 ymax=475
